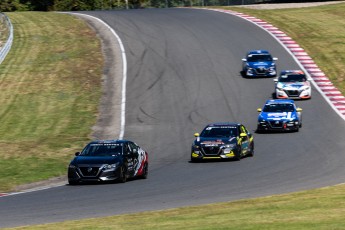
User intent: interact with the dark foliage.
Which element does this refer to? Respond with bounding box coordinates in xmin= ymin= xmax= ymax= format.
xmin=0 ymin=0 xmax=339 ymax=11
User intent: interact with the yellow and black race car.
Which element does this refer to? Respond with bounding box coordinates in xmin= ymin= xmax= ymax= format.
xmin=191 ymin=122 xmax=254 ymax=162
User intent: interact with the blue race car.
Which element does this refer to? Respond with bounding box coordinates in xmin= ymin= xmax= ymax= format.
xmin=242 ymin=50 xmax=278 ymax=77
xmin=257 ymin=99 xmax=302 ymax=132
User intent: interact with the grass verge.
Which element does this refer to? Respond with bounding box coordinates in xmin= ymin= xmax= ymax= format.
xmin=0 ymin=12 xmax=103 ymax=191
xmin=5 ymin=183 xmax=345 ymax=229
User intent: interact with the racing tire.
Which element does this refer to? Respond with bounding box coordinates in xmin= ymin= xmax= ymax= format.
xmin=247 ymin=144 xmax=254 ymax=157
xmin=235 ymin=147 xmax=241 ymax=161
xmin=68 ymin=180 xmax=78 ymax=185
xmin=118 ymin=166 xmax=127 ymax=183
xmin=140 ymin=163 xmax=148 ymax=179
xmin=255 ymin=127 xmax=262 ymax=134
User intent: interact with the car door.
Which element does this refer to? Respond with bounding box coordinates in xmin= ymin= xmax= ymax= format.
xmin=123 ymin=143 xmax=135 ymax=177
xmin=128 ymin=142 xmax=141 ymax=177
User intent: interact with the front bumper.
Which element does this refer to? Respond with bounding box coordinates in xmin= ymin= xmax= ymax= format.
xmin=275 ymin=88 xmax=311 ymax=99
xmin=257 ymin=120 xmax=300 ymax=132
xmin=191 ymin=147 xmax=238 ymax=160
xmin=68 ymin=165 xmax=122 ymax=183
xmin=244 ymin=67 xmax=276 ymax=77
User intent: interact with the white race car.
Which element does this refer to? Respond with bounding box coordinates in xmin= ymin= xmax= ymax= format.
xmin=274 ymin=70 xmax=311 ymax=99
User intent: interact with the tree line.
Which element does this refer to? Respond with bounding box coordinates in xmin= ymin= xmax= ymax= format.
xmin=2 ymin=0 xmax=324 ymax=12
xmin=1 ymin=0 xmax=284 ymax=11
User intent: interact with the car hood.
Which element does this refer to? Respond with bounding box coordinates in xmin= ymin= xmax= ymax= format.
xmin=259 ymin=111 xmax=298 ymax=121
xmin=247 ymin=61 xmax=274 ymax=68
xmin=194 ymin=137 xmax=237 ymax=146
xmin=71 ymin=156 xmax=122 ymax=165
xmin=277 ymin=81 xmax=310 ymax=89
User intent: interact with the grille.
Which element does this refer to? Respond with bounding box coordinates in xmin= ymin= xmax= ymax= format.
xmin=255 ymin=67 xmax=267 ymax=74
xmin=269 ymin=120 xmax=284 ymax=128
xmin=201 ymin=146 xmax=221 ymax=156
xmin=79 ymin=166 xmax=100 ymax=177
xmin=286 ymin=90 xmax=300 ymax=97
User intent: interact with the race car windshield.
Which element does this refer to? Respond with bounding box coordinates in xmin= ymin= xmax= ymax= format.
xmin=200 ymin=127 xmax=238 ymax=138
xmin=279 ymin=74 xmax=306 ymax=82
xmin=247 ymin=54 xmax=272 ymax=62
xmin=80 ymin=144 xmax=123 ymax=157
xmin=263 ymin=104 xmax=295 ymax=112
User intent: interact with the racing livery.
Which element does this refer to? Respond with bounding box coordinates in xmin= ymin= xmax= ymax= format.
xmin=257 ymin=99 xmax=302 ymax=132
xmin=68 ymin=140 xmax=148 ymax=185
xmin=191 ymin=122 xmax=254 ymax=162
xmin=274 ymin=70 xmax=311 ymax=99
xmin=242 ymin=50 xmax=278 ymax=77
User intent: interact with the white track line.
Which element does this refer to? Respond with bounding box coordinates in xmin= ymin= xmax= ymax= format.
xmin=70 ymin=13 xmax=128 ymax=140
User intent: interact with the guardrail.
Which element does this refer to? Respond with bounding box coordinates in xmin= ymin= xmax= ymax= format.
xmin=0 ymin=13 xmax=13 ymax=65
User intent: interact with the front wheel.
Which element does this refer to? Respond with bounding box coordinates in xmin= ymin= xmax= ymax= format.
xmin=68 ymin=180 xmax=78 ymax=185
xmin=118 ymin=166 xmax=127 ymax=183
xmin=235 ymin=146 xmax=242 ymax=161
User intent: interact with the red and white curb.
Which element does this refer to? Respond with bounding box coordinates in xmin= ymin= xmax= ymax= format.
xmin=207 ymin=8 xmax=345 ymax=120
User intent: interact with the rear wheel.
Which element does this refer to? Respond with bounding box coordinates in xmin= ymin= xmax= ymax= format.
xmin=140 ymin=163 xmax=148 ymax=179
xmin=248 ymin=143 xmax=254 ymax=157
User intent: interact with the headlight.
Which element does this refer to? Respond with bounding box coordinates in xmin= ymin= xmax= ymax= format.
xmin=102 ymin=163 xmax=119 ymax=171
xmin=68 ymin=164 xmax=76 ymax=169
xmin=258 ymin=116 xmax=265 ymax=123
xmin=192 ymin=145 xmax=200 ymax=150
xmin=268 ymin=67 xmax=276 ymax=73
xmin=224 ymin=144 xmax=236 ymax=149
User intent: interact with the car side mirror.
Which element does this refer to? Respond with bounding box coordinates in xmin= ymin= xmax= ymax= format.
xmin=273 ymin=78 xmax=278 ymax=83
xmin=241 ymin=58 xmax=247 ymax=62
xmin=194 ymin=133 xmax=200 ymax=137
xmin=257 ymin=108 xmax=262 ymax=112
xmin=273 ymin=57 xmax=278 ymax=61
xmin=75 ymin=152 xmax=80 ymax=156
xmin=296 ymin=108 xmax=302 ymax=112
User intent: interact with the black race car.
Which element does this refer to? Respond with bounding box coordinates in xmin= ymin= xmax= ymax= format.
xmin=191 ymin=122 xmax=254 ymax=162
xmin=68 ymin=139 xmax=149 ymax=185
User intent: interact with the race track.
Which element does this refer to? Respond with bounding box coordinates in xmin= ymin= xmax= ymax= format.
xmin=1 ymin=8 xmax=345 ymax=228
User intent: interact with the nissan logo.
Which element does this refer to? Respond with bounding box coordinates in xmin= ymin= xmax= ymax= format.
xmin=87 ymin=167 xmax=93 ymax=172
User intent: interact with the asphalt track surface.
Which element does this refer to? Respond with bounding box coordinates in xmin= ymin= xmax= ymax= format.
xmin=2 ymin=8 xmax=345 ymax=228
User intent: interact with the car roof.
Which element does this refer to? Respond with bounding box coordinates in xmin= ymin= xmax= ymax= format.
xmin=205 ymin=122 xmax=240 ymax=127
xmin=88 ymin=139 xmax=130 ymax=144
xmin=280 ymin=70 xmax=305 ymax=75
xmin=247 ymin=50 xmax=270 ymax=55
xmin=265 ymin=99 xmax=295 ymax=105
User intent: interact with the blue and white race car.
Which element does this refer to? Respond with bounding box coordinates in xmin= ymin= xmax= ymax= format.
xmin=274 ymin=70 xmax=311 ymax=99
xmin=241 ymin=50 xmax=278 ymax=77
xmin=257 ymin=99 xmax=302 ymax=132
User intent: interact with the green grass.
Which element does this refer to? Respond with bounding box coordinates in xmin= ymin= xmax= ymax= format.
xmin=2 ymin=2 xmax=345 ymax=229
xmin=5 ymin=183 xmax=345 ymax=229
xmin=0 ymin=12 xmax=103 ymax=191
